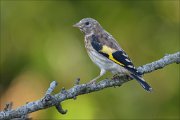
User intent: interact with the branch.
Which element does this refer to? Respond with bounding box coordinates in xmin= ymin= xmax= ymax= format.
xmin=0 ymin=52 xmax=179 ymax=120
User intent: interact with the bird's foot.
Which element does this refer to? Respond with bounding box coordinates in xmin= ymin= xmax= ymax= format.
xmin=112 ymin=74 xmax=121 ymax=80
xmin=112 ymin=74 xmax=131 ymax=81
xmin=112 ymin=73 xmax=129 ymax=80
xmin=87 ymin=79 xmax=97 ymax=85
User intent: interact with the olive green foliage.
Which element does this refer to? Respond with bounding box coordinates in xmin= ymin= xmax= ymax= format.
xmin=0 ymin=1 xmax=179 ymax=119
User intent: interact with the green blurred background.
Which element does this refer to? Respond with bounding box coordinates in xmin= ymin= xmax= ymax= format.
xmin=0 ymin=0 xmax=179 ymax=119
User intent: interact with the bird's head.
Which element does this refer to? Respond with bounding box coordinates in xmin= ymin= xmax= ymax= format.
xmin=73 ymin=18 xmax=102 ymax=35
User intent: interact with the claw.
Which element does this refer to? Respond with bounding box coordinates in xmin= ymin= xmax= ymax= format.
xmin=112 ymin=74 xmax=121 ymax=80
xmin=87 ymin=79 xmax=97 ymax=85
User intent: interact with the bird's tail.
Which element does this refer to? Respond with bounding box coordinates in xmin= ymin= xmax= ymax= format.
xmin=130 ymin=74 xmax=152 ymax=92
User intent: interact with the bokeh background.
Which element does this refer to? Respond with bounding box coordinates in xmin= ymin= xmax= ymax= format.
xmin=0 ymin=0 xmax=179 ymax=119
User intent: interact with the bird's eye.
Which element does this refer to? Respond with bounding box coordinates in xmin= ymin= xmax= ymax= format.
xmin=85 ymin=22 xmax=89 ymax=26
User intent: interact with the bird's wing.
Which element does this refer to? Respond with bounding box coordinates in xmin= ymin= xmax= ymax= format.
xmin=91 ymin=34 xmax=141 ymax=76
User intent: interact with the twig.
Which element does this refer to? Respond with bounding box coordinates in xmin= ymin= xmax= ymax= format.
xmin=0 ymin=52 xmax=179 ymax=120
xmin=2 ymin=102 xmax=31 ymax=120
xmin=45 ymin=81 xmax=58 ymax=95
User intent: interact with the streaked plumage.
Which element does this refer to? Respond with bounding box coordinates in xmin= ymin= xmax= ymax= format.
xmin=73 ymin=18 xmax=152 ymax=92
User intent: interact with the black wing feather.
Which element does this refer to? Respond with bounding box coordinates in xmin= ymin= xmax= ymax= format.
xmin=112 ymin=51 xmax=141 ymax=75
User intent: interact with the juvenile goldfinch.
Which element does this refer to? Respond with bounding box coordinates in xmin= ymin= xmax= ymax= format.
xmin=73 ymin=18 xmax=152 ymax=92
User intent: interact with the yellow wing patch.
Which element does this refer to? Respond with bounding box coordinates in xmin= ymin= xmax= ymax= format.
xmin=100 ymin=45 xmax=125 ymax=66
xmin=101 ymin=45 xmax=115 ymax=54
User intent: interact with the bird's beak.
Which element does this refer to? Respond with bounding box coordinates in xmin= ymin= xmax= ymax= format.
xmin=73 ymin=22 xmax=81 ymax=28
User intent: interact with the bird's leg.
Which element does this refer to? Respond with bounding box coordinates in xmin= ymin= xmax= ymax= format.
xmin=88 ymin=69 xmax=106 ymax=84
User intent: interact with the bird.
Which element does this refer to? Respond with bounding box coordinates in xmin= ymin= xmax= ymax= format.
xmin=73 ymin=18 xmax=152 ymax=92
